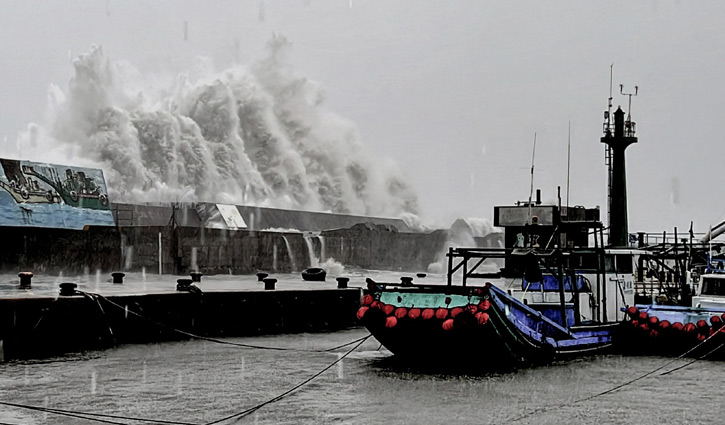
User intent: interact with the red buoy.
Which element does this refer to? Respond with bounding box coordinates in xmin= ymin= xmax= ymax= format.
xmin=648 ymin=316 xmax=659 ymax=326
xmin=362 ymin=294 xmax=374 ymax=306
xmin=630 ymin=319 xmax=639 ymax=327
xmin=649 ymin=329 xmax=659 ymax=338
xmin=450 ymin=307 xmax=463 ymax=318
xmin=697 ymin=333 xmax=706 ymax=341
xmin=711 ymin=315 xmax=723 ymax=331
xmin=385 ymin=316 xmax=397 ymax=328
xmin=683 ymin=323 xmax=697 ymax=333
xmin=382 ymin=304 xmax=395 ymax=315
xmin=475 ymin=312 xmax=489 ymax=325
xmin=408 ymin=308 xmax=421 ymax=319
xmin=478 ymin=299 xmax=491 ymax=311
xmin=672 ymin=322 xmax=684 ymax=331
xmin=442 ymin=318 xmax=454 ymax=331
xmin=638 ymin=311 xmax=649 ymax=321
xmin=421 ymin=308 xmax=435 ymax=320
xmin=626 ymin=306 xmax=638 ymax=318
xmin=394 ymin=307 xmax=408 ymax=319
xmin=659 ymin=320 xmax=671 ymax=330
xmin=356 ymin=306 xmax=369 ymax=320
xmin=697 ymin=319 xmax=708 ymax=329
xmin=370 ymin=300 xmax=383 ymax=309
xmin=435 ymin=308 xmax=449 ymax=320
xmin=465 ymin=304 xmax=478 ymax=315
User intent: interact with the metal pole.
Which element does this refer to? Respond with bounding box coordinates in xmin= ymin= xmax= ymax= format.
xmin=447 ymin=247 xmax=453 ymax=287
xmin=158 ymin=232 xmax=162 ymax=275
xmin=600 ymin=228 xmax=608 ymax=323
xmin=595 ymin=228 xmax=601 ymax=323
xmin=558 ymin=254 xmax=567 ymax=327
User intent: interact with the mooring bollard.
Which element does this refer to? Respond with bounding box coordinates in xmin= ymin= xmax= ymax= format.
xmin=400 ymin=276 xmax=414 ymax=286
xmin=59 ymin=282 xmax=78 ymax=296
xmin=190 ymin=272 xmax=202 ymax=283
xmin=176 ymin=278 xmax=193 ymax=291
xmin=263 ymin=278 xmax=277 ymax=290
xmin=336 ymin=277 xmax=349 ymax=289
xmin=111 ymin=272 xmax=125 ymax=284
xmin=416 ymin=273 xmax=427 ymax=278
xmin=18 ymin=272 xmax=33 ymax=289
xmin=257 ymin=272 xmax=268 ymax=282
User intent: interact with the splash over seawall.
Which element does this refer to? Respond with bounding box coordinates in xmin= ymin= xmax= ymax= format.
xmin=11 ymin=35 xmax=418 ymax=219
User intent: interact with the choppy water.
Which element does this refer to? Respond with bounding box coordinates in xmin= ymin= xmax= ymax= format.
xmin=1 ymin=328 xmax=723 ymax=425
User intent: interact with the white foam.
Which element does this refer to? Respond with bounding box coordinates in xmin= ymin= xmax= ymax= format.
xmin=7 ymin=36 xmax=419 ymax=220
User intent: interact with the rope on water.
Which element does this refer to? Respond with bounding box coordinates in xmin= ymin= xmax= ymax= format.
xmin=0 ymin=400 xmax=198 ymax=425
xmin=660 ymin=340 xmax=725 ymax=376
xmin=82 ymin=291 xmax=366 ymax=353
xmin=203 ymin=333 xmax=373 ymax=424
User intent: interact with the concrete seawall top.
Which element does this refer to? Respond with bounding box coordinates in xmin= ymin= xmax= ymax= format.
xmin=0 ymin=270 xmax=446 ymax=300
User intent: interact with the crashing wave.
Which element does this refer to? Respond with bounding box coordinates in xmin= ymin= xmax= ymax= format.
xmin=10 ymin=35 xmax=419 ymax=219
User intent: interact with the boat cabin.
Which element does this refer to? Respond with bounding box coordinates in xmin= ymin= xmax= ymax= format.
xmin=485 ymin=199 xmax=637 ymax=324
xmin=691 ymin=257 xmax=725 ymax=309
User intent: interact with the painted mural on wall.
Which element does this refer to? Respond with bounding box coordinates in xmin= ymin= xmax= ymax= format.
xmin=0 ymin=158 xmax=115 ymax=229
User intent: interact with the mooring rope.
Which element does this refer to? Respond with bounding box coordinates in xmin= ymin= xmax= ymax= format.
xmin=203 ymin=333 xmax=373 ymax=424
xmin=659 ymin=340 xmax=725 ymax=376
xmin=82 ymin=291 xmax=366 ymax=353
xmin=0 ymin=400 xmax=197 ymax=425
xmin=0 ymin=331 xmax=373 ymax=425
xmin=1 ymin=291 xmax=374 ymax=425
xmin=503 ymin=326 xmax=725 ymax=423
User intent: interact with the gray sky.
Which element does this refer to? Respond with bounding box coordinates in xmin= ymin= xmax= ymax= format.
xmin=1 ymin=0 xmax=724 ymax=233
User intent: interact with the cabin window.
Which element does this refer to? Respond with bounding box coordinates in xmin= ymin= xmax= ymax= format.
xmin=615 ymin=255 xmax=633 ymax=274
xmin=603 ymin=254 xmax=633 ymax=274
xmin=571 ymin=253 xmax=599 ymax=271
xmin=701 ymin=278 xmax=725 ymax=296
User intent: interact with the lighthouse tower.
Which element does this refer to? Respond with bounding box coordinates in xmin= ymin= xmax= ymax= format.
xmin=601 ymin=88 xmax=638 ymax=247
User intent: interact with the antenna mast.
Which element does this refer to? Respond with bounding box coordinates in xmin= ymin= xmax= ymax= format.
xmin=604 ymin=64 xmax=614 ymax=235
xmin=566 ymin=121 xmax=571 ymax=210
xmin=620 ymin=83 xmax=639 ymax=136
xmin=528 ymin=132 xmax=537 ymax=223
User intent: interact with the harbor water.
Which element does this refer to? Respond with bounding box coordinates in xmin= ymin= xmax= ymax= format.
xmin=1 ymin=326 xmax=724 ymax=424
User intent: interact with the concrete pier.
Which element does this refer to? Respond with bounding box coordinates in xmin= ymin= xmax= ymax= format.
xmin=0 ymin=272 xmax=375 ymax=361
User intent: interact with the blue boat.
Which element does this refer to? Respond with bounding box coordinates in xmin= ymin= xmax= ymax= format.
xmin=619 ymin=256 xmax=725 ymax=358
xmin=358 ymin=235 xmax=639 ymax=369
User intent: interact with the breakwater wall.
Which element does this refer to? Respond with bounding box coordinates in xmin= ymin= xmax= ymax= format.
xmin=124 ymin=223 xmax=450 ymax=275
xmin=0 ymin=224 xmax=455 ymax=275
xmin=0 ymin=203 xmax=502 ymax=275
xmin=0 ymin=288 xmax=361 ymax=361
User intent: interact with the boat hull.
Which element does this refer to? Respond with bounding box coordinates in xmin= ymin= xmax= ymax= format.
xmin=359 ymin=282 xmax=616 ymax=369
xmin=618 ymin=304 xmax=725 ymax=359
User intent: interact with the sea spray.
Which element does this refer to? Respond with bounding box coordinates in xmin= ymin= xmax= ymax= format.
xmin=281 ymin=234 xmax=297 ymax=271
xmin=303 ymin=233 xmax=318 ymax=267
xmin=427 ymin=217 xmax=502 ymax=273
xmin=10 ymin=36 xmax=419 ymax=219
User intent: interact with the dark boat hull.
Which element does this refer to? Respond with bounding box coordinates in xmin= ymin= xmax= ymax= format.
xmin=359 ymin=283 xmax=616 ymax=369
xmin=617 ymin=304 xmax=725 ymax=359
